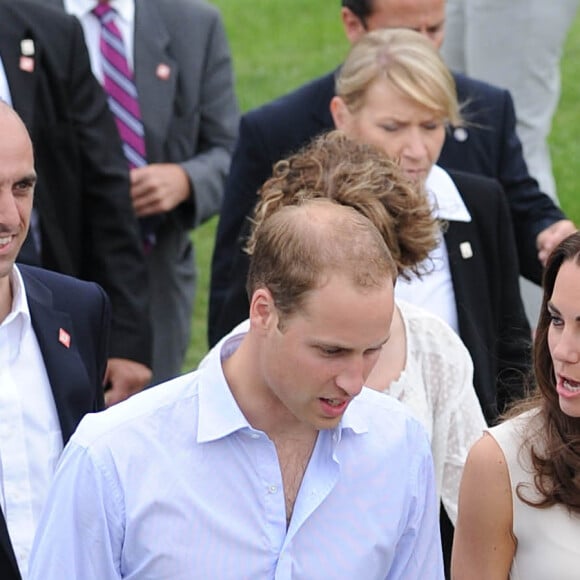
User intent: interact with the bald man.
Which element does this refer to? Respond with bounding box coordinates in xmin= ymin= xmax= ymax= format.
xmin=0 ymin=103 xmax=109 ymax=579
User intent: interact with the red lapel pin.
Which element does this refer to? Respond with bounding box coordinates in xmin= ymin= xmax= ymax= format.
xmin=19 ymin=56 xmax=34 ymax=73
xmin=156 ymin=63 xmax=171 ymax=81
xmin=58 ymin=328 xmax=71 ymax=349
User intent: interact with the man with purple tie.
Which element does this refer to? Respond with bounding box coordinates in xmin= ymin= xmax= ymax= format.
xmin=0 ymin=0 xmax=152 ymax=406
xmin=46 ymin=0 xmax=240 ymax=383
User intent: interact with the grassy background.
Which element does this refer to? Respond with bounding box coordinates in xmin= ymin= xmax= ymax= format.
xmin=185 ymin=1 xmax=580 ymax=370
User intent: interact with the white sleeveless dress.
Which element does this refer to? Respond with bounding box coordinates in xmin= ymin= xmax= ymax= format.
xmin=489 ymin=411 xmax=580 ymax=579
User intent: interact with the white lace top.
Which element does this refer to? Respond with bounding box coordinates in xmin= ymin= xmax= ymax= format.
xmin=389 ymin=301 xmax=487 ymax=524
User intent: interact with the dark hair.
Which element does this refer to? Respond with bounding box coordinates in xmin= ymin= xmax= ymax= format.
xmin=341 ymin=0 xmax=373 ymax=26
xmin=514 ymin=231 xmax=580 ymax=513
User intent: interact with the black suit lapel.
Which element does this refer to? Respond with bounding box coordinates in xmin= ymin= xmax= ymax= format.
xmin=444 ymin=220 xmax=480 ymax=333
xmin=0 ymin=517 xmax=20 ymax=580
xmin=22 ymin=269 xmax=91 ymax=444
xmin=310 ymin=71 xmax=336 ymax=132
xmin=134 ymin=0 xmax=177 ymax=154
xmin=0 ymin=11 xmax=39 ymax=130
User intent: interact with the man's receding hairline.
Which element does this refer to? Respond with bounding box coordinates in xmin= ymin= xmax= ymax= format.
xmin=0 ymin=101 xmax=34 ymax=151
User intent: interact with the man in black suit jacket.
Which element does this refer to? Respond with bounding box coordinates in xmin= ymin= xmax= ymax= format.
xmin=0 ymin=0 xmax=152 ymax=405
xmin=0 ymin=103 xmax=109 ymax=579
xmin=209 ymin=0 xmax=575 ymax=345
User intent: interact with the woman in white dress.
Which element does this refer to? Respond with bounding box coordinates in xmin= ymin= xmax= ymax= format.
xmin=453 ymin=231 xmax=580 ymax=579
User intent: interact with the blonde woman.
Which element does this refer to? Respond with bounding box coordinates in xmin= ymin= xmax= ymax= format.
xmin=330 ymin=27 xmax=531 ymax=426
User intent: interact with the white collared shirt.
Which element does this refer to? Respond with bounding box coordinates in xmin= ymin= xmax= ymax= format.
xmin=0 ymin=267 xmax=62 ymax=578
xmin=64 ymin=0 xmax=135 ymax=81
xmin=30 ymin=326 xmax=443 ymax=579
xmin=394 ymin=164 xmax=472 ymax=334
xmin=0 ymin=56 xmax=12 ymax=106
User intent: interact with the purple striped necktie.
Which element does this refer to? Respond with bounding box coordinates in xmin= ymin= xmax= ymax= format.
xmin=93 ymin=2 xmax=161 ymax=247
xmin=92 ymin=2 xmax=146 ymax=169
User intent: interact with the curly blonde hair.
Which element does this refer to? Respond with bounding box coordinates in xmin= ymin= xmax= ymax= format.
xmin=246 ymin=130 xmax=439 ymax=280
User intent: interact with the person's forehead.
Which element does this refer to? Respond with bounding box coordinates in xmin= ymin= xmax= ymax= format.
xmin=0 ymin=118 xmax=34 ymax=169
xmin=368 ymin=0 xmax=445 ymax=27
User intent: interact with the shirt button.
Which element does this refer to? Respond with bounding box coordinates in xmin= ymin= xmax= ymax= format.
xmin=249 ymin=433 xmax=259 ymax=439
xmin=268 ymin=485 xmax=278 ymax=493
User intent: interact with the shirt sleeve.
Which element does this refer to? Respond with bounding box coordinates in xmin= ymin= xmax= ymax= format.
xmin=386 ymin=427 xmax=445 ymax=580
xmin=29 ymin=440 xmax=124 ymax=579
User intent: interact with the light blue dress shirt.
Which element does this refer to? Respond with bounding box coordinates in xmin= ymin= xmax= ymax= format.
xmin=29 ymin=329 xmax=444 ymax=579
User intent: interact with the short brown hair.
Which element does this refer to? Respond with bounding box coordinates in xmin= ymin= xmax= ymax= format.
xmin=246 ymin=130 xmax=438 ymax=279
xmin=247 ymin=198 xmax=396 ymax=320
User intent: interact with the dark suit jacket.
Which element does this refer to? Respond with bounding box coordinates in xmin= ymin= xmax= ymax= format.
xmin=0 ymin=265 xmax=109 ymax=580
xmin=0 ymin=0 xmax=151 ymax=367
xmin=213 ymin=169 xmax=531 ymax=424
xmin=209 ymin=69 xmax=565 ymax=344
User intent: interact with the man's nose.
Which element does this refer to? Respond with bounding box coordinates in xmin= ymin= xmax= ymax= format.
xmin=335 ymin=357 xmax=365 ymax=397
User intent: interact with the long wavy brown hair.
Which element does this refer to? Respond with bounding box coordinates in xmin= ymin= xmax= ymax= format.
xmin=512 ymin=231 xmax=580 ymax=513
xmin=246 ymin=130 xmax=439 ymax=280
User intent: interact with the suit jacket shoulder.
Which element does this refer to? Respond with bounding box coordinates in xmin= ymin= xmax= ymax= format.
xmin=441 ymin=74 xmax=565 ymax=283
xmin=443 ymin=171 xmax=532 ymax=421
xmin=244 ymin=71 xmax=336 ymax=161
xmin=18 ymin=264 xmax=109 ymax=440
xmin=134 ymin=0 xmax=239 ymax=228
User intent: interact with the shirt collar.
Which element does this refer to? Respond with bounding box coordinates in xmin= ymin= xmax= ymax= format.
xmin=425 ymin=165 xmax=471 ymax=222
xmin=7 ymin=266 xmax=31 ymax=324
xmin=338 ymin=392 xmax=370 ymax=437
xmin=196 ymin=328 xmax=254 ymax=443
xmin=1 ymin=266 xmax=32 ymax=362
xmin=66 ymin=0 xmax=134 ymax=22
xmin=197 ymin=320 xmax=369 ymax=443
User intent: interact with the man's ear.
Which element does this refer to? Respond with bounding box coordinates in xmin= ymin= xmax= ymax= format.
xmin=341 ymin=7 xmax=367 ymax=45
xmin=330 ymin=96 xmax=352 ymax=130
xmin=249 ymin=287 xmax=277 ymax=332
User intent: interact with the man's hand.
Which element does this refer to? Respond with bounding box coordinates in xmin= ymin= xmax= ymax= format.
xmin=536 ymin=219 xmax=577 ymax=265
xmin=130 ymin=163 xmax=190 ymax=217
xmin=103 ymin=358 xmax=152 ymax=407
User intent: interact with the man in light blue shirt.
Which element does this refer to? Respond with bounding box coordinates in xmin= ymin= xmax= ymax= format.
xmin=30 ymin=197 xmax=443 ymax=579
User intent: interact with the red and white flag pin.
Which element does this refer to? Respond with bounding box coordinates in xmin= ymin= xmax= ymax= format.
xmin=156 ymin=63 xmax=171 ymax=81
xmin=58 ymin=328 xmax=71 ymax=349
xmin=19 ymin=56 xmax=34 ymax=73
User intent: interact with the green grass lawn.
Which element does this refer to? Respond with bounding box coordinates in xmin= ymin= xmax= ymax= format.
xmin=185 ymin=1 xmax=580 ymax=370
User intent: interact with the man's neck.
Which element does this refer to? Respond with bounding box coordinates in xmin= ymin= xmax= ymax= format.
xmin=222 ymin=335 xmax=316 ymax=440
